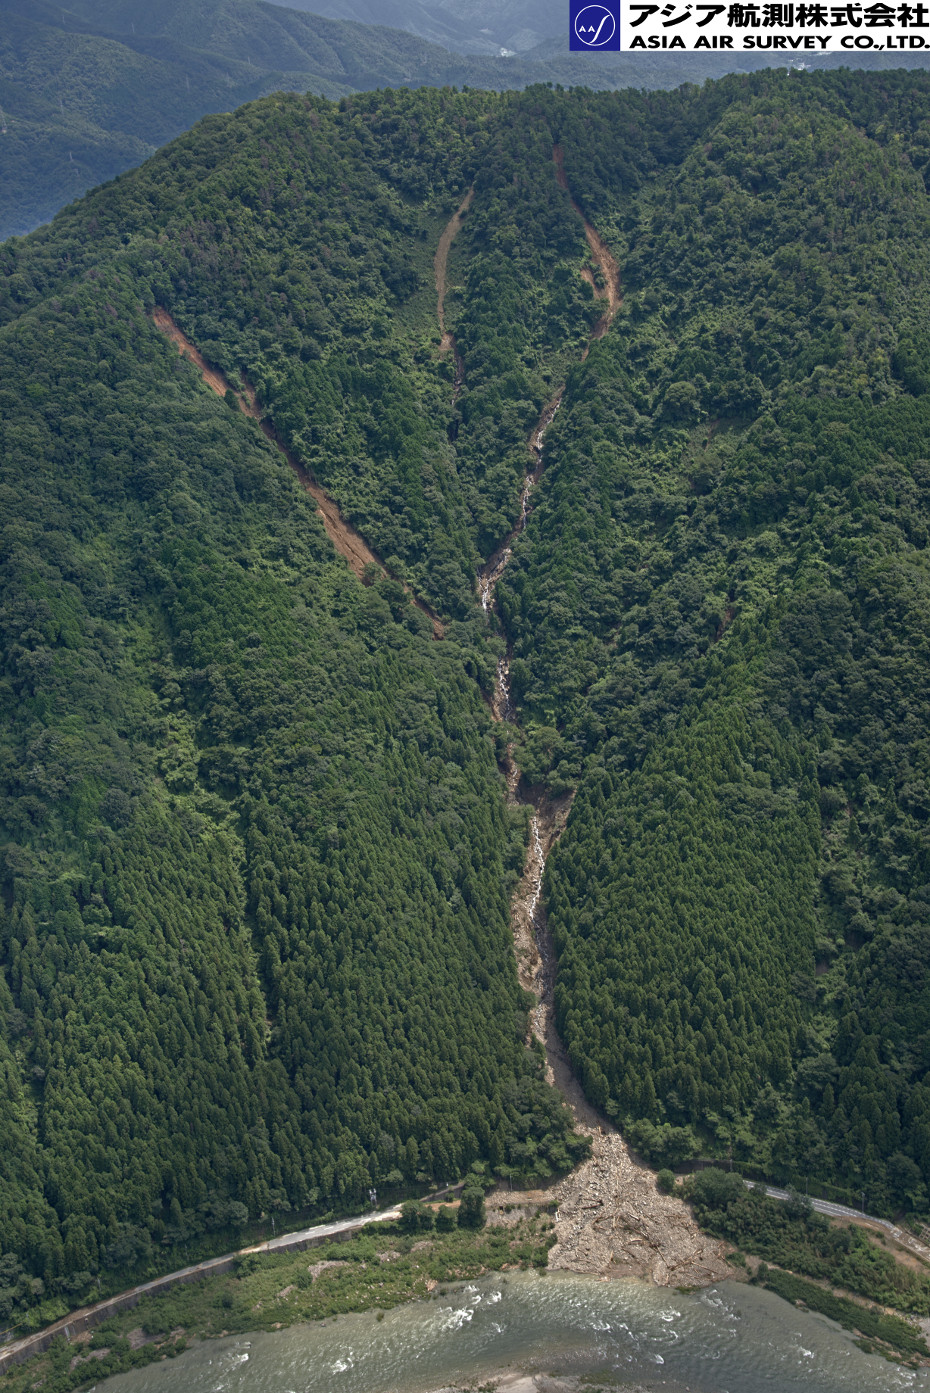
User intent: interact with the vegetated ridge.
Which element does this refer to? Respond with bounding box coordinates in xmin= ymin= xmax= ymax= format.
xmin=152 ymin=307 xmax=444 ymax=635
xmin=3 ymin=72 xmax=930 ymax=1344
xmin=5 ymin=0 xmax=930 ymax=241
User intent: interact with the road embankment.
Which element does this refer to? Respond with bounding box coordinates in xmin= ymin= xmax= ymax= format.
xmin=0 ymin=1209 xmax=399 ymax=1375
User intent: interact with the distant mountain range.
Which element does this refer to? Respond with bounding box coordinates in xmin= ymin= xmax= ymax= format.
xmin=282 ymin=0 xmax=565 ymax=55
xmin=2 ymin=0 xmax=930 ymax=240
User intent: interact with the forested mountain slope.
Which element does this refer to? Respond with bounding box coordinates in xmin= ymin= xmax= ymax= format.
xmin=3 ymin=71 xmax=930 ymax=1332
xmin=492 ymin=79 xmax=930 ymax=1211
xmin=0 ymin=0 xmax=704 ymax=242
xmin=0 ymin=0 xmax=642 ymax=242
xmin=6 ymin=0 xmax=930 ymax=244
xmin=0 ymin=0 xmax=501 ymax=241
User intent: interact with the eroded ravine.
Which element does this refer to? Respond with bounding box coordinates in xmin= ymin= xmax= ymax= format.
xmin=473 ymin=167 xmax=618 ymax=1101
xmin=477 ymin=387 xmax=563 ymax=615
xmin=476 ymin=151 xmax=625 ymax=1048
xmin=471 ymin=161 xmax=731 ymax=1288
xmin=153 ymin=308 xmax=443 ymax=639
xmin=480 ymin=382 xmax=590 ymax=1115
xmin=475 ymin=153 xmax=621 ymax=615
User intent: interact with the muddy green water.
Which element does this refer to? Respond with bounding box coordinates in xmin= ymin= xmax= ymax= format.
xmin=92 ymin=1270 xmax=925 ymax=1393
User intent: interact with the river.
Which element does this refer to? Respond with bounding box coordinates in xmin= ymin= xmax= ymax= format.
xmin=108 ymin=181 xmax=922 ymax=1393
xmin=93 ymin=1270 xmax=924 ymax=1393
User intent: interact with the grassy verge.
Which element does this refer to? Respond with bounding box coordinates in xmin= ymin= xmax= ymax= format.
xmin=680 ymin=1171 xmax=930 ymax=1365
xmin=683 ymin=1169 xmax=930 ymax=1315
xmin=0 ymin=1213 xmax=555 ymax=1393
xmin=757 ymin=1265 xmax=929 ymax=1364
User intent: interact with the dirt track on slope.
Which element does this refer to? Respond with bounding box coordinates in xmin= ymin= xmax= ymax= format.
xmin=153 ymin=307 xmax=232 ymax=397
xmin=153 ymin=308 xmax=443 ymax=638
xmin=553 ymin=144 xmax=622 ymax=341
xmin=434 ymin=187 xmax=473 ymax=395
xmin=476 ymin=150 xmax=621 ymax=608
xmin=434 ymin=187 xmax=474 ymax=341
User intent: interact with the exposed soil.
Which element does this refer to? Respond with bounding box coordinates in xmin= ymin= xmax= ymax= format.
xmin=477 ymin=388 xmax=564 ymax=614
xmin=476 ymin=152 xmax=618 ymax=611
xmin=306 ymin=1260 xmax=349 ymax=1282
xmin=153 ymin=307 xmax=230 ymax=396
xmin=434 ymin=188 xmax=473 ymax=396
xmin=473 ymin=155 xmax=727 ymax=1290
xmin=152 ymin=307 xmax=443 ymax=638
xmin=495 ymin=758 xmax=729 ymax=1288
xmin=552 ymin=144 xmax=622 ymax=341
xmin=548 ymin=1134 xmax=731 ymax=1286
xmin=69 ymin=1347 xmax=109 ymax=1371
xmin=843 ymin=1216 xmax=930 ymax=1274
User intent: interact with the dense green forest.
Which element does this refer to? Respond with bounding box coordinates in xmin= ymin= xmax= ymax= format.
xmin=495 ymin=77 xmax=930 ymax=1214
xmin=0 ymin=0 xmax=602 ymax=242
xmin=5 ymin=0 xmax=927 ymax=244
xmin=0 ymin=0 xmax=505 ymax=241
xmin=0 ymin=0 xmax=754 ymax=242
xmin=687 ymin=1168 xmax=930 ymax=1316
xmin=4 ymin=69 xmax=930 ymax=1331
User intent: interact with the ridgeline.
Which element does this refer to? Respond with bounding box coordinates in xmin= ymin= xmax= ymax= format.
xmin=3 ymin=73 xmax=930 ymax=1347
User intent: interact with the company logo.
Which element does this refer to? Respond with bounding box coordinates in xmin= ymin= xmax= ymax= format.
xmin=569 ymin=2 xmax=620 ymax=50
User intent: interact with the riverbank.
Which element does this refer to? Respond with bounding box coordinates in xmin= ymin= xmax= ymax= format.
xmin=0 ymin=1206 xmax=405 ymax=1377
xmin=0 ymin=1156 xmax=735 ymax=1393
xmin=0 ymin=1210 xmax=555 ymax=1393
xmin=28 ymin=1271 xmax=926 ymax=1393
xmin=6 ymin=1196 xmax=930 ymax=1393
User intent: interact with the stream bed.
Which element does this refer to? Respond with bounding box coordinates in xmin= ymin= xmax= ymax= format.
xmin=94 ymin=1270 xmax=925 ymax=1393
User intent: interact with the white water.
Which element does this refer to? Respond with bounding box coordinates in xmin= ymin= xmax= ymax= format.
xmin=478 ymin=396 xmax=561 ymax=615
xmin=526 ymin=814 xmax=545 ymax=922
xmin=93 ymin=1270 xmax=928 ymax=1393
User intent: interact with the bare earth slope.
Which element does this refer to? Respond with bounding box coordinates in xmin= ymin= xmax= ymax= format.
xmin=153 ymin=307 xmax=444 ymax=636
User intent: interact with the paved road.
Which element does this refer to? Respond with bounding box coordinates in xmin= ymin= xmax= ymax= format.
xmin=748 ymin=1181 xmax=930 ymax=1264
xmin=0 ymin=1205 xmax=401 ymax=1374
xmin=245 ymin=1206 xmax=400 ymax=1254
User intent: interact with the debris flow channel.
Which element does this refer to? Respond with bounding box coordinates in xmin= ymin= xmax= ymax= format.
xmin=455 ymin=162 xmax=731 ymax=1287
xmin=152 ymin=167 xmax=725 ymax=1293
xmin=467 ymin=153 xmax=621 ymax=1122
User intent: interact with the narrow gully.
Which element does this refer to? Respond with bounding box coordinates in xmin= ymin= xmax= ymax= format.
xmin=477 ymin=385 xmax=583 ymax=1117
xmin=434 ymin=186 xmax=474 ymax=401
xmin=477 ymin=387 xmax=563 ymax=615
xmin=156 ymin=157 xmax=622 ymax=1121
xmin=451 ymin=156 xmax=622 ymax=1129
xmin=459 ymin=183 xmax=732 ymax=1290
xmin=154 ymin=196 xmax=731 ymax=1285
